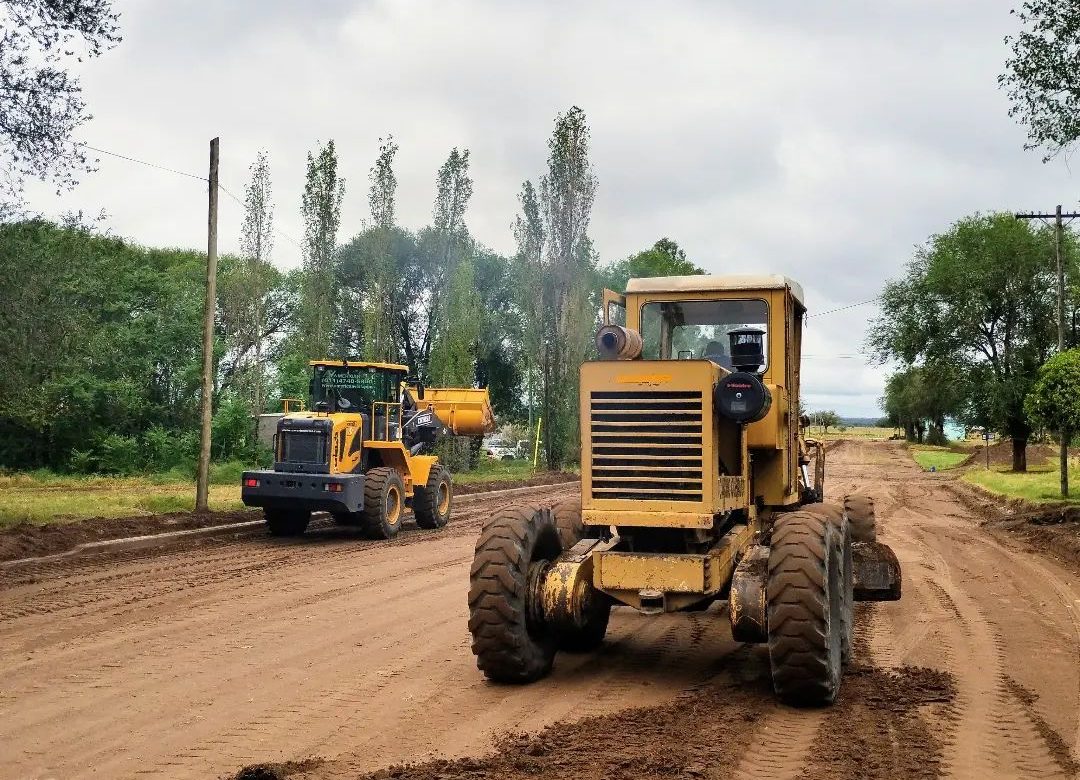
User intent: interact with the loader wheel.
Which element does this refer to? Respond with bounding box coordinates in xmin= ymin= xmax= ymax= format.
xmin=767 ymin=510 xmax=843 ymax=706
xmin=264 ymin=508 xmax=310 ymax=537
xmin=803 ymin=503 xmax=854 ymax=665
xmin=843 ymin=494 xmax=877 ymax=543
xmin=362 ymin=467 xmax=405 ymax=539
xmin=414 ymin=465 xmax=452 ymax=529
xmin=468 ymin=504 xmax=562 ymax=683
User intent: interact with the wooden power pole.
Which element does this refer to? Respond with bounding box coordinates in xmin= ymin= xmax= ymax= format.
xmin=196 ymin=137 xmax=220 ymax=512
xmin=1015 ymin=205 xmax=1080 ymax=497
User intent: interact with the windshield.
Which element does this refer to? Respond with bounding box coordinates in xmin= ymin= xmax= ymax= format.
xmin=639 ymin=299 xmax=769 ymax=369
xmin=311 ymin=365 xmax=402 ymax=411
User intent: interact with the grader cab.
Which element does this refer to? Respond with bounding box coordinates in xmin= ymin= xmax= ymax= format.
xmin=467 ymin=274 xmax=900 ymax=705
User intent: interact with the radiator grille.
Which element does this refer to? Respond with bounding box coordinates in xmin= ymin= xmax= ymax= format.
xmin=589 ymin=390 xmax=704 ymax=502
xmin=280 ymin=429 xmax=328 ymax=465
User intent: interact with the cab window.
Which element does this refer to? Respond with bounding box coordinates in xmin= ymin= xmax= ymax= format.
xmin=639 ymin=299 xmax=769 ymax=369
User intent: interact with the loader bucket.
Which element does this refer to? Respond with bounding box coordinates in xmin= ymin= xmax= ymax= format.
xmin=411 ymin=386 xmax=496 ymax=436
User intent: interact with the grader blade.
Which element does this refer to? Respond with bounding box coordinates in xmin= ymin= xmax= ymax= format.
xmin=852 ymin=541 xmax=902 ymax=601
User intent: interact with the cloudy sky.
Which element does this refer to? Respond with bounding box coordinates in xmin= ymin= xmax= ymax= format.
xmin=22 ymin=0 xmax=1080 ymax=417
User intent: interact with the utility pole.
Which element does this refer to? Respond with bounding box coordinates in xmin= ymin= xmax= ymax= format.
xmin=1015 ymin=206 xmax=1080 ymax=497
xmin=196 ymin=137 xmax=220 ymax=512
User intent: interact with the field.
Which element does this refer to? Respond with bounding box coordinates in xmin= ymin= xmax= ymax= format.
xmin=0 ymin=457 xmax=548 ymax=528
xmin=808 ymin=425 xmax=896 ymax=441
xmin=909 ymin=445 xmax=970 ymax=471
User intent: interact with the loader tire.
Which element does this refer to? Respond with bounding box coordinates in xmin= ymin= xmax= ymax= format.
xmin=843 ymin=494 xmax=877 ymax=543
xmin=361 ymin=467 xmax=405 ymax=539
xmin=767 ymin=509 xmax=843 ymax=706
xmin=264 ymin=508 xmax=310 ymax=537
xmin=468 ymin=504 xmax=562 ymax=683
xmin=414 ymin=465 xmax=452 ymax=529
xmin=803 ymin=503 xmax=854 ymax=665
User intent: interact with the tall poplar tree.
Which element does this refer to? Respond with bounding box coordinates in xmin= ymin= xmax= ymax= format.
xmin=299 ymin=140 xmax=345 ymax=358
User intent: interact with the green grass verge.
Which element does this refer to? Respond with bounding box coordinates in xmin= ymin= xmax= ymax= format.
xmin=910 ymin=446 xmax=969 ymax=471
xmin=964 ymin=463 xmax=1080 ymax=504
xmin=810 ymin=426 xmax=897 ymax=441
xmin=0 ymin=458 xmax=562 ymax=528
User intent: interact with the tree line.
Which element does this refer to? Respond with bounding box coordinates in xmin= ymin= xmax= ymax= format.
xmin=0 ymin=107 xmax=703 ymax=475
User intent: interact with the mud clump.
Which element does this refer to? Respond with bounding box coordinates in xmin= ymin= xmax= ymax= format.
xmin=233 ymin=758 xmax=324 ymax=780
xmin=362 ymin=678 xmax=770 ymax=780
xmin=803 ymin=665 xmax=956 ymax=780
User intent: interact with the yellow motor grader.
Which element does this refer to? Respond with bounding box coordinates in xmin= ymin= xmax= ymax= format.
xmin=467 ymin=275 xmax=900 ymax=705
xmin=242 ymin=360 xmax=494 ymax=539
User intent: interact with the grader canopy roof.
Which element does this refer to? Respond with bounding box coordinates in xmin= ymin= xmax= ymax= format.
xmin=624 ymin=273 xmax=805 ymax=308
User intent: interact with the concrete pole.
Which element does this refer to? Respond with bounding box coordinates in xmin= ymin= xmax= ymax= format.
xmin=196 ymin=138 xmax=220 ymax=512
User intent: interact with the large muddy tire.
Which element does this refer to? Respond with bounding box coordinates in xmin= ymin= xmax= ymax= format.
xmin=843 ymin=494 xmax=877 ymax=543
xmin=468 ymin=505 xmax=562 ymax=682
xmin=803 ymin=503 xmax=854 ymax=665
xmin=552 ymin=498 xmax=585 ymax=549
xmin=767 ymin=510 xmax=844 ymax=705
xmin=414 ymin=465 xmax=452 ymax=529
xmin=361 ymin=467 xmax=405 ymax=539
xmin=265 ymin=508 xmax=310 ymax=537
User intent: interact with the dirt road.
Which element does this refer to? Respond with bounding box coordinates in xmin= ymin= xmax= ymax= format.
xmin=2 ymin=442 xmax=1079 ymax=780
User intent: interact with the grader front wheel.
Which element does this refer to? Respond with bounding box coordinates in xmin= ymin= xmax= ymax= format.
xmin=468 ymin=505 xmax=562 ymax=683
xmin=767 ymin=510 xmax=845 ymax=705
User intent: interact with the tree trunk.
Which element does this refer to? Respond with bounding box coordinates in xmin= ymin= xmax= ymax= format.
xmin=1061 ymin=427 xmax=1070 ymax=498
xmin=1012 ymin=438 xmax=1027 ymax=472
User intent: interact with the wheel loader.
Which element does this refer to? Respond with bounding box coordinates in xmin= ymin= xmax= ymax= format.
xmin=467 ymin=274 xmax=901 ymax=705
xmin=241 ymin=360 xmax=495 ymax=539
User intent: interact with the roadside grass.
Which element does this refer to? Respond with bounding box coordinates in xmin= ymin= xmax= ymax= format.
xmin=964 ymin=462 xmax=1080 ymax=504
xmin=909 ymin=445 xmax=969 ymax=471
xmin=0 ymin=457 xmax=564 ymax=527
xmin=453 ymin=457 xmax=564 ymax=485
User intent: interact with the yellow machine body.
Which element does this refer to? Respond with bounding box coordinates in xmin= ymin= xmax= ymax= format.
xmin=573 ymin=275 xmax=807 ymax=611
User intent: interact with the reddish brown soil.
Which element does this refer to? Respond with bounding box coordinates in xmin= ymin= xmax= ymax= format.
xmin=453 ymin=471 xmax=576 ymax=495
xmin=960 ymin=440 xmax=1060 ymax=469
xmin=0 ymin=509 xmax=258 ymax=562
xmin=4 ymin=442 xmax=1079 ymax=780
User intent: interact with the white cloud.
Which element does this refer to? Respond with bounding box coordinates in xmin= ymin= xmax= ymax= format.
xmin=19 ymin=0 xmax=1080 ymax=416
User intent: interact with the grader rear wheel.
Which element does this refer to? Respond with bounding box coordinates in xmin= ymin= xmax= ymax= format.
xmin=468 ymin=505 xmax=562 ymax=682
xmin=844 ymin=494 xmax=877 ymax=543
xmin=803 ymin=502 xmax=854 ymax=665
xmin=767 ymin=509 xmax=844 ymax=705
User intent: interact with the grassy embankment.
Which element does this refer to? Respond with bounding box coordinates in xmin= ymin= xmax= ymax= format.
xmin=964 ymin=459 xmax=1080 ymax=504
xmin=0 ymin=458 xmax=553 ymax=528
xmin=909 ymin=445 xmax=970 ymax=472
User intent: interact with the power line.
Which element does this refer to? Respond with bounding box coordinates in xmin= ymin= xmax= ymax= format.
xmin=84 ymin=143 xmax=208 ymax=182
xmin=807 ymin=298 xmax=880 ymax=318
xmin=83 ymin=142 xmax=305 ymax=253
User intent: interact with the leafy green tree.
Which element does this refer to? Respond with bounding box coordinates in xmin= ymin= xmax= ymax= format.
xmin=601 ymin=238 xmax=704 ymax=292
xmin=0 ymin=0 xmax=120 ymax=216
xmin=428 ymin=148 xmax=477 ymax=386
xmin=811 ymin=410 xmax=840 ymax=436
xmin=536 ymin=106 xmax=599 ymax=469
xmin=869 ymin=213 xmax=1057 ymax=470
xmin=220 ymin=151 xmax=276 ymax=416
xmin=299 ymin=140 xmax=345 ymax=358
xmin=880 ymin=364 xmax=964 ymax=444
xmin=1001 ymin=1 xmax=1080 ymax=160
xmin=1025 ymin=348 xmax=1080 ymax=495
